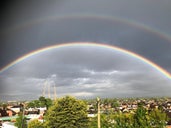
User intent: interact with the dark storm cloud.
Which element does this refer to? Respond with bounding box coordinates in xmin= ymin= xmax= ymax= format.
xmin=0 ymin=0 xmax=171 ymax=72
xmin=1 ymin=17 xmax=171 ymax=73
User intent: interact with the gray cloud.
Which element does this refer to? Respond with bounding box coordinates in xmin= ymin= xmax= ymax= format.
xmin=1 ymin=47 xmax=171 ymax=100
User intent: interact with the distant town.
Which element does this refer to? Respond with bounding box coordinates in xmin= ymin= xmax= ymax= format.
xmin=1 ymin=96 xmax=171 ymax=127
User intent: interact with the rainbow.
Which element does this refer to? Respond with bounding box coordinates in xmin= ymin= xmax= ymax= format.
xmin=0 ymin=42 xmax=171 ymax=80
xmin=2 ymin=14 xmax=171 ymax=43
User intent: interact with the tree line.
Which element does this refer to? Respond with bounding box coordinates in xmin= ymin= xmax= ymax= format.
xmin=14 ymin=96 xmax=169 ymax=128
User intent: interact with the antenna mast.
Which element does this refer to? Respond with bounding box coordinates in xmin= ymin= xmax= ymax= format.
xmin=54 ymin=85 xmax=57 ymax=100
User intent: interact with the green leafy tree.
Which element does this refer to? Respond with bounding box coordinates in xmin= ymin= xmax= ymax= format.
xmin=27 ymin=101 xmax=36 ymax=108
xmin=90 ymin=114 xmax=116 ymax=128
xmin=26 ymin=100 xmax=40 ymax=108
xmin=15 ymin=113 xmax=27 ymax=128
xmin=44 ymin=98 xmax=53 ymax=109
xmin=133 ymin=105 xmax=150 ymax=128
xmin=34 ymin=100 xmax=41 ymax=108
xmin=133 ymin=104 xmax=167 ymax=128
xmin=27 ymin=97 xmax=52 ymax=109
xmin=44 ymin=96 xmax=89 ymax=128
xmin=39 ymin=96 xmax=52 ymax=109
xmin=39 ymin=96 xmax=47 ymax=107
xmin=28 ymin=119 xmax=44 ymax=128
xmin=111 ymin=100 xmax=119 ymax=108
xmin=149 ymin=108 xmax=168 ymax=127
xmin=113 ymin=113 xmax=134 ymax=128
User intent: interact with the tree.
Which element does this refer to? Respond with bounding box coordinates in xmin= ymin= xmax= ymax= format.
xmin=44 ymin=98 xmax=53 ymax=109
xmin=133 ymin=103 xmax=168 ymax=128
xmin=15 ymin=113 xmax=27 ymax=128
xmin=2 ymin=103 xmax=7 ymax=110
xmin=28 ymin=119 xmax=44 ymax=128
xmin=44 ymin=96 xmax=89 ymax=128
xmin=27 ymin=97 xmax=52 ymax=109
xmin=39 ymin=96 xmax=52 ymax=109
xmin=34 ymin=100 xmax=41 ymax=108
xmin=133 ymin=104 xmax=150 ymax=128
xmin=27 ymin=101 xmax=35 ymax=108
xmin=90 ymin=114 xmax=116 ymax=128
xmin=39 ymin=96 xmax=47 ymax=107
xmin=111 ymin=100 xmax=119 ymax=108
xmin=149 ymin=108 xmax=168 ymax=127
xmin=113 ymin=113 xmax=134 ymax=128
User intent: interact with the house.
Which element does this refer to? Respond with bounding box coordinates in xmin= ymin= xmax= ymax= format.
xmin=6 ymin=109 xmax=16 ymax=117
xmin=9 ymin=106 xmax=21 ymax=114
xmin=0 ymin=109 xmax=8 ymax=117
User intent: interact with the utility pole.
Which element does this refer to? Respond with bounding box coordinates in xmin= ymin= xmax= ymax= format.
xmin=21 ymin=103 xmax=25 ymax=128
xmin=97 ymin=97 xmax=101 ymax=128
xmin=43 ymin=80 xmax=47 ymax=97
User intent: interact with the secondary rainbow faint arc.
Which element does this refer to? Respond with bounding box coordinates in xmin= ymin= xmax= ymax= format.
xmin=0 ymin=42 xmax=171 ymax=80
xmin=2 ymin=14 xmax=171 ymax=43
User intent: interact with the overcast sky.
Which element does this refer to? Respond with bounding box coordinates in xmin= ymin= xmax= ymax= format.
xmin=0 ymin=0 xmax=171 ymax=101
